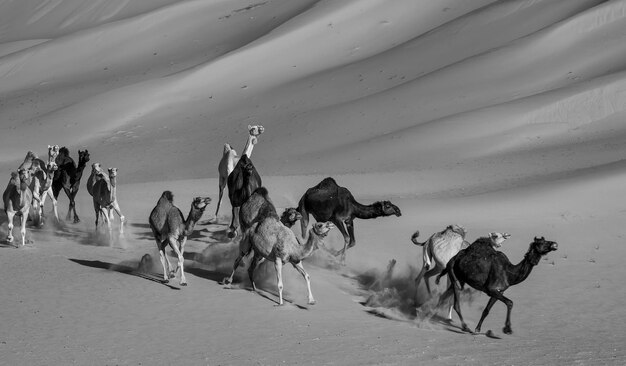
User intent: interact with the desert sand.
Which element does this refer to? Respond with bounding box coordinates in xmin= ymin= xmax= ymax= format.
xmin=1 ymin=0 xmax=626 ymax=365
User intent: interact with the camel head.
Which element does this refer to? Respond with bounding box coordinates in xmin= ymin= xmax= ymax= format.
xmin=488 ymin=232 xmax=511 ymax=248
xmin=191 ymin=196 xmax=212 ymax=212
xmin=526 ymin=237 xmax=558 ymax=264
xmin=46 ymin=162 xmax=58 ymax=173
xmin=18 ymin=168 xmax=31 ymax=190
xmin=311 ymin=221 xmax=335 ymax=238
xmin=48 ymin=145 xmax=60 ymax=161
xmin=108 ymin=167 xmax=118 ymax=179
xmin=24 ymin=151 xmax=36 ymax=162
xmin=223 ymin=143 xmax=238 ymax=157
xmin=78 ymin=150 xmax=90 ymax=164
xmin=248 ymin=124 xmax=265 ymax=137
xmin=280 ymin=207 xmax=302 ymax=227
xmin=376 ymin=200 xmax=402 ymax=217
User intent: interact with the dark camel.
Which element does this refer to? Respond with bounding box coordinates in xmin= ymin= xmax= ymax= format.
xmin=52 ymin=148 xmax=90 ymax=223
xmin=297 ymin=177 xmax=401 ymax=263
xmin=437 ymin=236 xmax=558 ymax=335
xmin=226 ymin=154 xmax=261 ymax=238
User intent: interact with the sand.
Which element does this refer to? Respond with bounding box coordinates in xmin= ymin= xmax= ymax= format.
xmin=1 ymin=0 xmax=626 ymax=365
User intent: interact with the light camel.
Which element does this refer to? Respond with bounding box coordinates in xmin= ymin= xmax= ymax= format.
xmin=223 ymin=187 xmax=305 ymax=288
xmin=149 ymin=191 xmax=211 ymax=286
xmin=3 ymin=169 xmax=33 ymax=246
xmin=18 ymin=146 xmax=61 ymax=223
xmin=92 ymin=168 xmax=125 ymax=234
xmin=412 ymin=226 xmax=510 ymax=320
xmin=215 ymin=124 xmax=265 ymax=218
xmin=30 ymin=162 xmax=59 ymax=226
xmin=224 ymin=187 xmax=334 ymax=305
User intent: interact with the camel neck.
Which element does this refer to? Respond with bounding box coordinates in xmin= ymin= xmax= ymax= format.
xmin=242 ymin=135 xmax=256 ymax=157
xmin=351 ymin=200 xmax=381 ymax=220
xmin=296 ymin=229 xmax=320 ymax=258
xmin=506 ymin=246 xmax=541 ymax=286
xmin=183 ymin=207 xmax=203 ymax=236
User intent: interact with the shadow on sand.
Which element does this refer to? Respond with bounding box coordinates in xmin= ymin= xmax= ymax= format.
xmin=68 ymin=258 xmax=181 ymax=290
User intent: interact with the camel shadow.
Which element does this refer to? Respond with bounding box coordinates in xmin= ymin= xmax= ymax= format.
xmin=69 ymin=258 xmax=181 ymax=290
xmin=183 ymin=266 xmax=230 ymax=284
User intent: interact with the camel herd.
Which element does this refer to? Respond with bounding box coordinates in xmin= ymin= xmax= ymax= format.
xmin=2 ymin=126 xmax=558 ymax=336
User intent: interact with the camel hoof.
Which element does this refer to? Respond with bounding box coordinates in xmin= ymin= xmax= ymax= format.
xmin=503 ymin=326 xmax=512 ymax=335
xmin=461 ymin=324 xmax=473 ymax=334
xmin=162 ymin=279 xmax=169 ymax=284
xmin=180 ymin=282 xmax=187 ymax=287
xmin=6 ymin=237 xmax=14 ymax=243
xmin=74 ymin=218 xmax=80 ymax=224
xmin=168 ymin=272 xmax=176 ymax=279
xmin=308 ymin=300 xmax=316 ymax=305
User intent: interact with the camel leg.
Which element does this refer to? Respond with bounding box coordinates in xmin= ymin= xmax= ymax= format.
xmin=274 ymin=258 xmax=284 ymax=305
xmin=292 ymin=261 xmax=315 ymax=305
xmin=345 ymin=219 xmax=356 ymax=248
xmin=64 ymin=187 xmax=73 ymax=221
xmin=247 ymin=252 xmax=260 ymax=291
xmin=228 ymin=206 xmax=239 ymax=238
xmin=223 ymin=253 xmax=245 ymax=287
xmin=93 ymin=202 xmax=100 ymax=230
xmin=158 ymin=247 xmax=171 ymax=283
xmin=435 ymin=284 xmax=454 ymax=319
xmin=46 ymin=189 xmax=59 ymax=222
xmin=423 ymin=267 xmax=441 ymax=295
xmin=451 ymin=283 xmax=471 ymax=333
xmin=6 ymin=211 xmax=15 ymax=244
xmin=299 ymin=211 xmax=309 ymax=241
xmin=490 ymin=290 xmax=514 ymax=334
xmin=111 ymin=201 xmax=125 ymax=234
xmin=70 ymin=190 xmax=80 ymax=223
xmin=168 ymin=236 xmax=186 ymax=286
xmin=19 ymin=211 xmax=28 ymax=246
xmin=332 ymin=218 xmax=350 ymax=264
xmin=475 ymin=296 xmax=498 ymax=333
xmin=215 ymin=176 xmax=226 ymax=217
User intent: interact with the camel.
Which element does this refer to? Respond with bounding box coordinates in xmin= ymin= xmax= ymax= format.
xmin=29 ymin=161 xmax=59 ymax=226
xmin=412 ymin=227 xmax=510 ymax=320
xmin=223 ymin=187 xmax=301 ymax=287
xmin=247 ymin=217 xmax=334 ymax=305
xmin=92 ymin=168 xmax=125 ymax=233
xmin=52 ymin=149 xmax=90 ymax=223
xmin=215 ymin=124 xmax=265 ymax=218
xmin=17 ymin=147 xmax=61 ymax=224
xmin=226 ymin=154 xmax=262 ymax=238
xmin=149 ymin=191 xmax=211 ymax=285
xmin=3 ymin=169 xmax=33 ymax=246
xmin=437 ymin=236 xmax=558 ymax=335
xmin=86 ymin=163 xmax=103 ymax=197
xmin=297 ymin=177 xmax=401 ymax=264
xmin=228 ymin=187 xmax=334 ymax=305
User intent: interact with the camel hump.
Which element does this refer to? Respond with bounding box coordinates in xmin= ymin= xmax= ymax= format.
xmin=161 ymin=190 xmax=174 ymax=203
xmin=317 ymin=177 xmax=338 ymax=188
xmin=253 ymin=187 xmax=269 ymax=198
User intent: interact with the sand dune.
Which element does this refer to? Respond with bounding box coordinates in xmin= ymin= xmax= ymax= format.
xmin=1 ymin=0 xmax=625 ymax=364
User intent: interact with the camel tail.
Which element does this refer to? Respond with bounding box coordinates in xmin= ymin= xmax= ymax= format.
xmin=411 ymin=230 xmax=426 ymax=246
